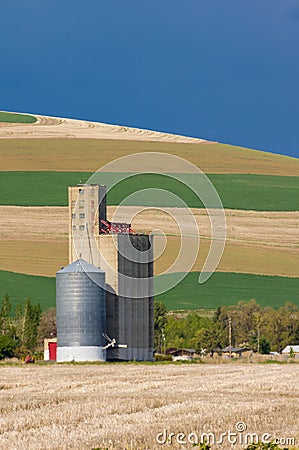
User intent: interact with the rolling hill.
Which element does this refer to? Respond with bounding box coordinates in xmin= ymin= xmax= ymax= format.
xmin=0 ymin=111 xmax=298 ymax=310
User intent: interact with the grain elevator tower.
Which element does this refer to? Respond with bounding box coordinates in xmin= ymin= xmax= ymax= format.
xmin=68 ymin=183 xmax=154 ymax=361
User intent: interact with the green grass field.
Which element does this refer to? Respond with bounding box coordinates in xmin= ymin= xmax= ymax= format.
xmin=1 ymin=269 xmax=298 ymax=312
xmin=0 ymin=171 xmax=298 ymax=210
xmin=103 ymin=173 xmax=299 ymax=211
xmin=0 ymin=172 xmax=88 ymax=206
xmin=155 ymin=272 xmax=299 ymax=310
xmin=0 ymin=270 xmax=55 ymax=311
xmin=0 ymin=112 xmax=37 ymax=123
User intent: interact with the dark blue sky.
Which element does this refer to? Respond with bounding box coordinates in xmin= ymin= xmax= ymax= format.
xmin=1 ymin=1 xmax=298 ymax=157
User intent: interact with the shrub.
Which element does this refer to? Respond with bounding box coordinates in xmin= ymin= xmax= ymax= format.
xmin=193 ymin=442 xmax=211 ymax=449
xmin=244 ymin=442 xmax=289 ymax=449
xmin=154 ymin=353 xmax=172 ymax=361
xmin=0 ymin=335 xmax=16 ymax=359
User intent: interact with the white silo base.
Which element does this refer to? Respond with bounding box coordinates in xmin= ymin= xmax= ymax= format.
xmin=57 ymin=346 xmax=106 ymax=362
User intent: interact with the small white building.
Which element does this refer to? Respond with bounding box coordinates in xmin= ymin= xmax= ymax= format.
xmin=282 ymin=345 xmax=299 ymax=356
xmin=169 ymin=348 xmax=196 ymax=361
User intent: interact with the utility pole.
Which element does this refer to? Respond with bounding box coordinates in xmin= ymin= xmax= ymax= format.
xmin=254 ymin=312 xmax=261 ymax=354
xmin=257 ymin=320 xmax=260 ymax=354
xmin=161 ymin=328 xmax=166 ymax=355
xmin=228 ymin=317 xmax=232 ymax=358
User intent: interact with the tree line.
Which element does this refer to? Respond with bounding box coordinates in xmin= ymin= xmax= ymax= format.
xmin=155 ymin=300 xmax=299 ymax=354
xmin=0 ymin=295 xmax=298 ymax=359
xmin=0 ymin=295 xmax=42 ymax=359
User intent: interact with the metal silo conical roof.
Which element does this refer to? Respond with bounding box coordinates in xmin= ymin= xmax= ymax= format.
xmin=57 ymin=259 xmax=105 ymax=274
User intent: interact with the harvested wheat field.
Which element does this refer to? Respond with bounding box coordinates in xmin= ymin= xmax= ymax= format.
xmin=0 ymin=206 xmax=298 ymax=277
xmin=0 ymin=139 xmax=298 ymax=176
xmin=0 ymin=363 xmax=298 ymax=450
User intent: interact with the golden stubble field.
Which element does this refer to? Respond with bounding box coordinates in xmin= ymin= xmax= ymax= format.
xmin=0 ymin=138 xmax=298 ymax=175
xmin=0 ymin=363 xmax=298 ymax=450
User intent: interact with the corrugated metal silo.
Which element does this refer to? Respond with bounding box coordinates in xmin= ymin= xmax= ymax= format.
xmin=116 ymin=234 xmax=154 ymax=362
xmin=56 ymin=259 xmax=106 ymax=362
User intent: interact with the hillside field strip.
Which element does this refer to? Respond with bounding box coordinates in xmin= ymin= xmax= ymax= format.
xmin=0 ymin=270 xmax=55 ymax=311
xmin=0 ymin=364 xmax=298 ymax=450
xmin=0 ymin=138 xmax=299 ymax=175
xmin=0 ymin=111 xmax=37 ymax=124
xmin=1 ymin=269 xmax=299 ymax=311
xmin=0 ymin=172 xmax=298 ymax=211
xmin=155 ymin=272 xmax=299 ymax=310
xmin=0 ymin=206 xmax=298 ymax=278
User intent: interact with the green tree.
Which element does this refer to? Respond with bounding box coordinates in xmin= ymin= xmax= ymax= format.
xmin=212 ymin=307 xmax=229 ymax=348
xmin=18 ymin=299 xmax=42 ymax=352
xmin=164 ymin=315 xmax=187 ymax=349
xmin=259 ymin=336 xmax=271 ymax=354
xmin=262 ymin=303 xmax=299 ymax=352
xmin=231 ymin=300 xmax=261 ymax=346
xmin=165 ymin=313 xmax=215 ymax=350
xmin=0 ymin=335 xmax=16 ymax=359
xmin=213 ymin=306 xmax=222 ymax=323
xmin=191 ymin=327 xmax=219 ymax=354
xmin=0 ymin=294 xmax=13 ymax=336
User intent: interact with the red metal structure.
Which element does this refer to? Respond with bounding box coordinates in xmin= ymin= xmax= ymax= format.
xmin=100 ymin=219 xmax=135 ymax=235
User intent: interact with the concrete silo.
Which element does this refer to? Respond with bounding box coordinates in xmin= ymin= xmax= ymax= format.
xmin=56 ymin=259 xmax=106 ymax=362
xmin=68 ymin=184 xmax=107 ymax=267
